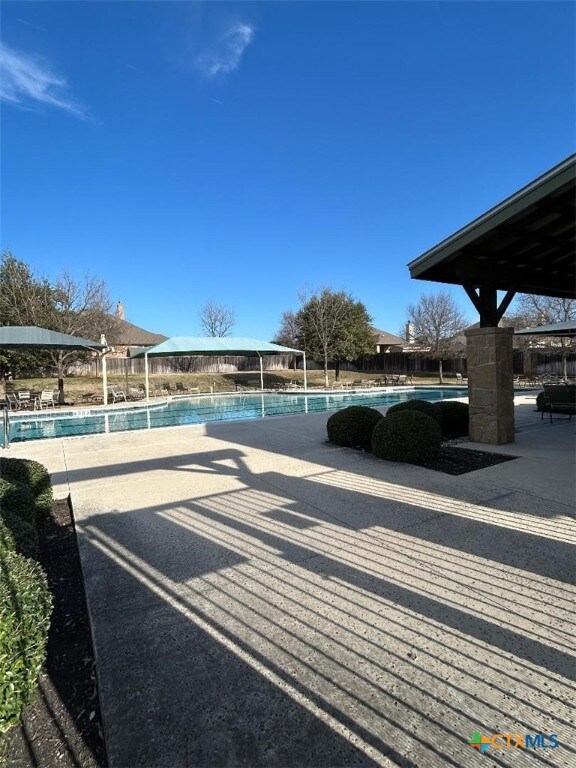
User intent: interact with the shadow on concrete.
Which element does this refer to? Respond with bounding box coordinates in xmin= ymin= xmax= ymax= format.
xmin=75 ymin=440 xmax=575 ymax=767
xmin=80 ymin=528 xmax=406 ymax=768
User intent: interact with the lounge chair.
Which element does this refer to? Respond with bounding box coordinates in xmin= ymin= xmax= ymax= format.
xmin=127 ymin=386 xmax=145 ymax=401
xmin=107 ymin=384 xmax=127 ymax=403
xmin=5 ymin=392 xmax=20 ymax=410
xmin=159 ymin=382 xmax=177 ymax=396
xmin=174 ymin=382 xmax=200 ymax=395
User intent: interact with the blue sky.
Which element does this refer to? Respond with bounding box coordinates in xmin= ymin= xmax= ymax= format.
xmin=1 ymin=1 xmax=574 ymax=340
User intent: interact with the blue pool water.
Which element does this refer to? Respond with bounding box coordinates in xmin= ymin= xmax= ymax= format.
xmin=4 ymin=388 xmax=467 ymax=444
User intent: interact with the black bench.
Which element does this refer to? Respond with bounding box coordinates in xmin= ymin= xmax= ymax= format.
xmin=541 ymin=384 xmax=576 ymax=423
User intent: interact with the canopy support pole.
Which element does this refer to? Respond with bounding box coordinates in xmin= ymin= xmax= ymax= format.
xmin=303 ymin=352 xmax=308 ymax=390
xmin=258 ymin=353 xmax=264 ymax=391
xmin=102 ymin=352 xmax=108 ymax=405
xmin=145 ymin=353 xmax=150 ymax=401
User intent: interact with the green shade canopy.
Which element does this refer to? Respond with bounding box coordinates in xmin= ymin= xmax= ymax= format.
xmin=132 ymin=337 xmax=303 ymax=357
xmin=0 ymin=326 xmax=106 ymax=350
xmin=515 ymin=321 xmax=576 ymax=337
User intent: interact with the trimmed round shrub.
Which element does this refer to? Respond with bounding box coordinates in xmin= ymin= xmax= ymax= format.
xmin=0 ymin=458 xmax=52 ymax=523
xmin=0 ymin=480 xmax=38 ymax=560
xmin=437 ymin=401 xmax=469 ymax=438
xmin=372 ymin=410 xmax=442 ymax=463
xmin=327 ymin=406 xmax=384 ymax=449
xmin=386 ymin=398 xmax=443 ymax=429
xmin=0 ymin=546 xmax=52 ymax=733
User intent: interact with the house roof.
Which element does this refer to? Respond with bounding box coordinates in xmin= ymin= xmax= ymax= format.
xmin=372 ymin=328 xmax=406 ymax=346
xmin=110 ymin=317 xmax=168 ymax=347
xmin=408 ymin=155 xmax=576 ymax=300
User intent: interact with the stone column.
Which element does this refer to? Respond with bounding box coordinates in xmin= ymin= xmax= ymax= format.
xmin=465 ymin=326 xmax=515 ymax=444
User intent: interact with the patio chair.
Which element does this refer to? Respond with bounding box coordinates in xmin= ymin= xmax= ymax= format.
xmin=17 ymin=391 xmax=33 ymax=409
xmin=38 ymin=389 xmax=56 ymax=408
xmin=455 ymin=373 xmax=467 ymax=384
xmin=107 ymin=384 xmax=127 ymax=403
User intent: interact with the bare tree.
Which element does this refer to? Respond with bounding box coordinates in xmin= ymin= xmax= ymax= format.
xmin=273 ymin=310 xmax=301 ymax=369
xmin=1 ymin=254 xmax=118 ymax=401
xmin=199 ymin=300 xmax=236 ymax=337
xmin=507 ymin=294 xmax=575 ymax=379
xmin=407 ymin=291 xmax=469 ymax=383
xmin=274 ymin=310 xmax=300 ymax=347
xmin=42 ymin=271 xmax=118 ymax=402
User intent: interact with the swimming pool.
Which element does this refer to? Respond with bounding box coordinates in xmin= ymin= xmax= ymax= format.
xmin=3 ymin=388 xmax=467 ymax=445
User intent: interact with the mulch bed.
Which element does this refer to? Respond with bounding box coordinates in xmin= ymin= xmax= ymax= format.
xmin=414 ymin=444 xmax=517 ymax=475
xmin=335 ymin=440 xmax=518 ymax=475
xmin=8 ymin=499 xmax=107 ymax=768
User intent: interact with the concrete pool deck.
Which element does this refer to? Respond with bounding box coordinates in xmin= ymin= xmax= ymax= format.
xmin=5 ymin=394 xmax=575 ymax=767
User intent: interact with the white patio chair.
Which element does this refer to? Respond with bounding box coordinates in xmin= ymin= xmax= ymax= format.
xmin=38 ymin=389 xmax=56 ymax=408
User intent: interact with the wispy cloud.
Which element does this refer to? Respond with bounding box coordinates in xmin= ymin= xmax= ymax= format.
xmin=0 ymin=42 xmax=86 ymax=118
xmin=196 ymin=21 xmax=255 ymax=78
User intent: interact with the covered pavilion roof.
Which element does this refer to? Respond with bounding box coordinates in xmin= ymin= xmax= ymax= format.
xmin=515 ymin=320 xmax=576 ymax=337
xmin=408 ymin=155 xmax=575 ymax=302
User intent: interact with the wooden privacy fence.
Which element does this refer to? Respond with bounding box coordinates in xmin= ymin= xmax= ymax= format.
xmin=70 ymin=355 xmax=296 ymax=376
xmin=59 ymin=349 xmax=576 ymax=378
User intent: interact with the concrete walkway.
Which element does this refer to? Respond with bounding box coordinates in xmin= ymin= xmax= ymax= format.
xmin=6 ymin=396 xmax=575 ymax=767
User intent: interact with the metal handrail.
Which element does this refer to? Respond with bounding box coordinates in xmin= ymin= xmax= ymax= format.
xmin=2 ymin=403 xmax=9 ymax=449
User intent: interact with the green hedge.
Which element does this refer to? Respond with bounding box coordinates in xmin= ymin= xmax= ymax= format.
xmin=0 ymin=481 xmax=38 ymax=560
xmin=386 ymin=399 xmax=443 ymax=429
xmin=372 ymin=410 xmax=442 ymax=463
xmin=0 ymin=547 xmax=52 ymax=733
xmin=327 ymin=406 xmax=384 ymax=449
xmin=0 ymin=458 xmax=52 ymax=523
xmin=0 ymin=458 xmax=52 ymax=735
xmin=437 ymin=401 xmax=469 ymax=438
